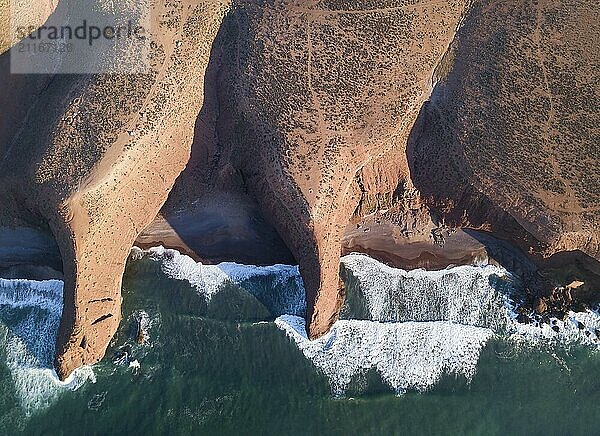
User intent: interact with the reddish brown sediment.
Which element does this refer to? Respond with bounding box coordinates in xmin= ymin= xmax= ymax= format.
xmin=161 ymin=0 xmax=470 ymax=339
xmin=408 ymin=0 xmax=600 ymax=262
xmin=0 ymin=0 xmax=230 ymax=379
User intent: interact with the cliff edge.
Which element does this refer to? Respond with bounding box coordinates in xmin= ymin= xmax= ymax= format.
xmin=0 ymin=0 xmax=229 ymax=379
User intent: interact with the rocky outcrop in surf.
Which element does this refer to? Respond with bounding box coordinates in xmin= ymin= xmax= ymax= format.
xmin=161 ymin=0 xmax=469 ymax=339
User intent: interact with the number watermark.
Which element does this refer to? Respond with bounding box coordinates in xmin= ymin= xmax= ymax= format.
xmin=9 ymin=0 xmax=151 ymax=74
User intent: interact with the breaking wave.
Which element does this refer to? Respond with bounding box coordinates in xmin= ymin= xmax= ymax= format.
xmin=130 ymin=248 xmax=600 ymax=396
xmin=340 ymin=254 xmax=600 ymax=347
xmin=130 ymin=246 xmax=306 ymax=317
xmin=276 ymin=315 xmax=492 ymax=395
xmin=274 ymin=254 xmax=518 ymax=395
xmin=0 ymin=279 xmax=94 ymax=417
xmin=340 ymin=254 xmax=516 ymax=330
xmin=3 ymin=247 xmax=599 ymax=413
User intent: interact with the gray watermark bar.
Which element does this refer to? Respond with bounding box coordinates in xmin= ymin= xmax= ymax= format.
xmin=10 ymin=0 xmax=151 ymax=74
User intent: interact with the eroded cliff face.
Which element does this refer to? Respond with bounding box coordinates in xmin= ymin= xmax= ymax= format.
xmin=159 ymin=0 xmax=599 ymax=337
xmin=0 ymin=0 xmax=229 ymax=379
xmin=163 ymin=0 xmax=468 ymax=338
xmin=408 ymin=0 xmax=600 ymax=263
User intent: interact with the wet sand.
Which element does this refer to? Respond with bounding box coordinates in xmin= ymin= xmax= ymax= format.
xmin=342 ymin=219 xmax=491 ymax=271
xmin=0 ymin=226 xmax=62 ymax=279
xmin=137 ymin=203 xmax=493 ymax=272
xmin=136 ymin=194 xmax=296 ymax=266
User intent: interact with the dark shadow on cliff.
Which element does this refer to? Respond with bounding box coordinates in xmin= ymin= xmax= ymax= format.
xmin=405 ymin=86 xmax=545 ymax=288
xmin=0 ymin=0 xmax=113 ymax=186
xmin=157 ymin=8 xmax=296 ymax=266
xmin=0 ymin=1 xmax=77 ymax=280
xmin=538 ymin=250 xmax=600 ymax=307
xmin=0 ymin=226 xmax=62 ymax=279
xmin=0 ymin=0 xmax=132 ymax=279
xmin=405 ymin=38 xmax=600 ymax=309
xmin=156 ymin=5 xmax=334 ymax=338
xmin=0 ymin=0 xmax=77 ymax=372
xmin=403 ymin=2 xmax=550 ymax=298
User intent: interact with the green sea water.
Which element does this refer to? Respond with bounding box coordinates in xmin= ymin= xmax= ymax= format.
xmin=1 ymin=253 xmax=600 ymax=435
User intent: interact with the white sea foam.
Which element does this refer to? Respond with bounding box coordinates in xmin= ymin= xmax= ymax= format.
xmin=0 ymin=279 xmax=94 ymax=416
xmin=276 ymin=315 xmax=493 ymax=395
xmin=340 ymin=253 xmax=514 ymax=330
xmin=131 ymin=246 xmax=305 ymax=316
xmin=135 ymin=248 xmax=600 ymax=395
xmin=341 ymin=253 xmax=600 ymax=348
xmin=274 ymin=254 xmax=600 ymax=394
xmin=2 ymin=245 xmax=599 ymax=407
xmin=0 ymin=278 xmax=64 ymax=312
xmin=506 ymin=306 xmax=600 ymax=347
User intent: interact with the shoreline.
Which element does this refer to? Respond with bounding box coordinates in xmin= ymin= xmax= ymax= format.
xmin=2 ymin=217 xmax=599 ymax=319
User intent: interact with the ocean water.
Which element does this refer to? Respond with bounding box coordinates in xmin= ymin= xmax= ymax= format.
xmin=1 ymin=249 xmax=599 ymax=435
